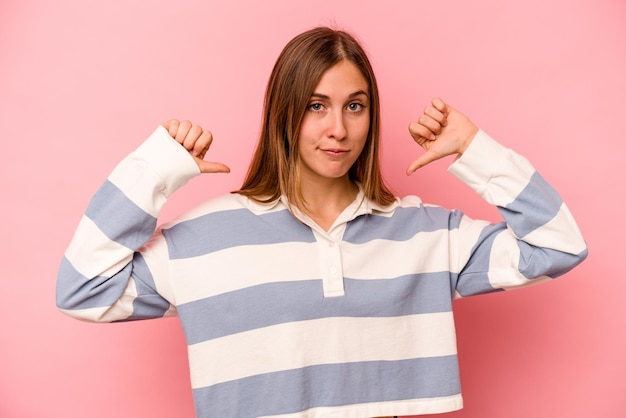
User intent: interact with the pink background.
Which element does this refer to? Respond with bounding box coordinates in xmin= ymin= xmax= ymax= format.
xmin=1 ymin=1 xmax=624 ymax=417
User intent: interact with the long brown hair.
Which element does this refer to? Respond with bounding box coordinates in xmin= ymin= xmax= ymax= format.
xmin=236 ymin=27 xmax=395 ymax=209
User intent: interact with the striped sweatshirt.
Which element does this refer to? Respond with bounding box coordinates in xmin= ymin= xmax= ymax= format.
xmin=56 ymin=126 xmax=587 ymax=418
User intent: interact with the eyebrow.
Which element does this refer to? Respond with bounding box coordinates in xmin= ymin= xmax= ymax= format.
xmin=310 ymin=90 xmax=369 ymax=100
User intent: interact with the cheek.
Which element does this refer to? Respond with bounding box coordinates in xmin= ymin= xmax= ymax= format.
xmin=298 ymin=118 xmax=318 ymax=143
xmin=353 ymin=117 xmax=370 ymax=145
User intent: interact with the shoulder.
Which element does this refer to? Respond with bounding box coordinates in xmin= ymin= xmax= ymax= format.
xmin=382 ymin=194 xmax=464 ymax=227
xmin=365 ymin=193 xmax=459 ymax=223
xmin=162 ymin=193 xmax=288 ymax=228
xmin=162 ymin=193 xmax=250 ymax=227
xmin=395 ymin=195 xmax=424 ymax=209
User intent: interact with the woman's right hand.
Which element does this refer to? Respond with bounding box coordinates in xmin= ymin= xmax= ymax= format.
xmin=162 ymin=119 xmax=231 ymax=174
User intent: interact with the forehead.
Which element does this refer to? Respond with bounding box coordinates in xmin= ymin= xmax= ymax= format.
xmin=312 ymin=60 xmax=369 ymax=96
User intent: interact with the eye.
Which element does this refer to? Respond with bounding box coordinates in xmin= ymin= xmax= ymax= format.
xmin=347 ymin=102 xmax=365 ymax=112
xmin=308 ymin=103 xmax=324 ymax=112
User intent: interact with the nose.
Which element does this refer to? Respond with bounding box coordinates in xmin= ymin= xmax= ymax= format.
xmin=327 ymin=109 xmax=347 ymax=140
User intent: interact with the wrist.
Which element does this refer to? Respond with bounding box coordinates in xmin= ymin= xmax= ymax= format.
xmin=458 ymin=125 xmax=479 ymax=155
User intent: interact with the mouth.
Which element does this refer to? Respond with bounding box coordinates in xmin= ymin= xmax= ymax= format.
xmin=321 ymin=148 xmax=349 ymax=156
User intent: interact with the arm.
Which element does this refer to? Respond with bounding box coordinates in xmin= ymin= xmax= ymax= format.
xmin=409 ymin=99 xmax=587 ymax=295
xmin=56 ymin=122 xmax=229 ymax=322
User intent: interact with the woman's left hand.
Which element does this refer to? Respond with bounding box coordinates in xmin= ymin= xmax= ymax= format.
xmin=406 ymin=98 xmax=479 ymax=175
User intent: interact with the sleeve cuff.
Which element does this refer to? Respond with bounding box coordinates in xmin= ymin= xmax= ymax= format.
xmin=447 ymin=129 xmax=510 ymax=195
xmin=132 ymin=125 xmax=201 ymax=196
xmin=448 ymin=128 xmax=540 ymax=208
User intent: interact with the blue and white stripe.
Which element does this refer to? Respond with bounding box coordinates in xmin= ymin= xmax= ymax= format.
xmin=57 ymin=127 xmax=587 ymax=417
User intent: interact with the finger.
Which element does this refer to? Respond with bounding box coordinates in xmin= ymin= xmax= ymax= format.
xmin=424 ymin=104 xmax=447 ymax=128
xmin=193 ymin=130 xmax=213 ymax=158
xmin=431 ymin=97 xmax=450 ymax=117
xmin=406 ymin=149 xmax=440 ymax=175
xmin=162 ymin=119 xmax=180 ymax=138
xmin=182 ymin=124 xmax=203 ymax=152
xmin=196 ymin=159 xmax=231 ymax=174
xmin=420 ymin=113 xmax=445 ymax=135
xmin=408 ymin=121 xmax=436 ymax=142
xmin=414 ymin=137 xmax=427 ymax=149
xmin=432 ymin=97 xmax=452 ymax=126
xmin=175 ymin=120 xmax=193 ymax=144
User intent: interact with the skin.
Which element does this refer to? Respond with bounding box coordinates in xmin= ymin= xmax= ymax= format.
xmin=406 ymin=97 xmax=479 ymax=175
xmin=295 ymin=60 xmax=371 ymax=228
xmin=161 ymin=61 xmax=479 ymax=228
xmin=161 ymin=119 xmax=231 ymax=174
xmin=298 ymin=60 xmax=371 ymax=183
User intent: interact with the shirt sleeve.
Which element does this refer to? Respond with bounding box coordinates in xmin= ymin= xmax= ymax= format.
xmin=56 ymin=126 xmax=201 ymax=322
xmin=447 ymin=129 xmax=588 ymax=297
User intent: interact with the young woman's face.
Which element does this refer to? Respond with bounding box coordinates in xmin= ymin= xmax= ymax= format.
xmin=297 ymin=60 xmax=370 ymax=186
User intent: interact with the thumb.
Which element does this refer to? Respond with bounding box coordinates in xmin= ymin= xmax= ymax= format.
xmin=406 ymin=149 xmax=439 ymax=175
xmin=196 ymin=159 xmax=231 ymax=174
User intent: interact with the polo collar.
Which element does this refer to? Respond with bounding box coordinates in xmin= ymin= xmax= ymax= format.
xmin=240 ymin=183 xmax=398 ymax=216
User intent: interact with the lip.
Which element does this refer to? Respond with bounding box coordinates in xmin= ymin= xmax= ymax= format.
xmin=321 ymin=148 xmax=349 ymax=156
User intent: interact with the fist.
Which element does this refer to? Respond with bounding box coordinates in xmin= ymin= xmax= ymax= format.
xmin=406 ymin=98 xmax=478 ymax=175
xmin=162 ymin=119 xmax=230 ymax=174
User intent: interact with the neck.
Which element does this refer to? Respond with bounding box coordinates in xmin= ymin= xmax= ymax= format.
xmin=299 ymin=175 xmax=358 ymax=231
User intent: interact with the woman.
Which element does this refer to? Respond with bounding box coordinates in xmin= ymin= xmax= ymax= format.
xmin=57 ymin=27 xmax=587 ymax=417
